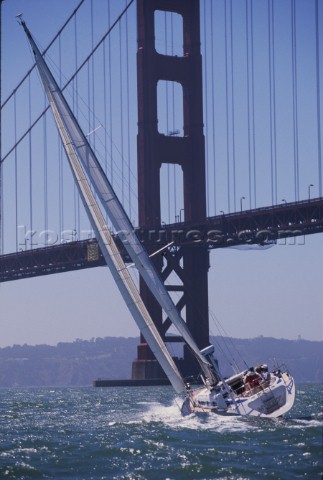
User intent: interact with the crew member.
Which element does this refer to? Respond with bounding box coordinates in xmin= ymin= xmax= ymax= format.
xmin=244 ymin=367 xmax=261 ymax=393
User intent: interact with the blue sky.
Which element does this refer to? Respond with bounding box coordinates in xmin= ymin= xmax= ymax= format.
xmin=1 ymin=0 xmax=322 ymax=347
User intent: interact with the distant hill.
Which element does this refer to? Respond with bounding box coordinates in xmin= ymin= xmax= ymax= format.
xmin=0 ymin=336 xmax=321 ymax=387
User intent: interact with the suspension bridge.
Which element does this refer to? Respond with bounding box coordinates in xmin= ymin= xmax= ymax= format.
xmin=1 ymin=0 xmax=322 ymax=378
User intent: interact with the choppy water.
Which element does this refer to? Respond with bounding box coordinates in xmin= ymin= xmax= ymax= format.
xmin=0 ymin=384 xmax=321 ymax=479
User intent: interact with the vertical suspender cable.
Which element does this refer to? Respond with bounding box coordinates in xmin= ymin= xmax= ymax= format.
xmin=43 ymin=92 xmax=48 ymax=245
xmin=250 ymin=0 xmax=257 ymax=208
xmin=103 ymin=34 xmax=110 ymax=228
xmin=230 ymin=0 xmax=236 ymax=211
xmin=28 ymin=76 xmax=33 ymax=248
xmin=165 ymin=12 xmax=171 ymax=224
xmin=125 ymin=0 xmax=132 ymax=220
xmin=271 ymin=0 xmax=277 ymax=205
xmin=58 ymin=34 xmax=64 ymax=236
xmin=14 ymin=94 xmax=18 ymax=250
xmin=315 ymin=0 xmax=322 ymax=197
xmin=74 ymin=12 xmax=80 ymax=235
xmin=108 ymin=1 xmax=113 ymax=187
xmin=224 ymin=0 xmax=231 ymax=213
xmin=291 ymin=0 xmax=299 ymax=201
xmin=268 ymin=0 xmax=273 ymax=205
xmin=171 ymin=14 xmax=177 ymax=221
xmin=103 ymin=41 xmax=107 ymax=172
xmin=203 ymin=1 xmax=210 ymax=216
xmin=246 ymin=0 xmax=252 ymax=209
xmin=0 ymin=0 xmax=2 ymax=254
xmin=87 ymin=55 xmax=91 ymax=138
xmin=268 ymin=0 xmax=277 ymax=205
xmin=119 ymin=16 xmax=124 ymax=207
xmin=90 ymin=0 xmax=95 ymax=152
xmin=210 ymin=0 xmax=216 ymax=215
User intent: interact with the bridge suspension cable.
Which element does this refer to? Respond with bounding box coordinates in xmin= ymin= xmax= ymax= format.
xmin=315 ymin=0 xmax=322 ymax=197
xmin=1 ymin=0 xmax=322 ymax=256
xmin=268 ymin=0 xmax=277 ymax=206
xmin=291 ymin=0 xmax=300 ymax=202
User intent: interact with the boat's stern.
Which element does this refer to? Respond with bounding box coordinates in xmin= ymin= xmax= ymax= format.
xmin=229 ymin=371 xmax=296 ymax=417
xmin=181 ymin=369 xmax=296 ymax=418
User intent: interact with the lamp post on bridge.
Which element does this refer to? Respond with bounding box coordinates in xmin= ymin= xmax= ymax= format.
xmin=308 ymin=184 xmax=314 ymax=201
xmin=240 ymin=196 xmax=245 ymax=213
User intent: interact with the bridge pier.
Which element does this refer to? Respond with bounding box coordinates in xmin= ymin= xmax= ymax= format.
xmin=133 ymin=0 xmax=210 ymax=381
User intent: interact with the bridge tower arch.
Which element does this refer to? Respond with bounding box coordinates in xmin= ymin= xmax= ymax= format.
xmin=132 ymin=0 xmax=210 ymax=380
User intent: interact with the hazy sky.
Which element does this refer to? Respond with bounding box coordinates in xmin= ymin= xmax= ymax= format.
xmin=1 ymin=0 xmax=322 ymax=347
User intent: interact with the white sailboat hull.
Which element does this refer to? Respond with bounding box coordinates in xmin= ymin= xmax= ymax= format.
xmin=181 ymin=370 xmax=295 ymax=418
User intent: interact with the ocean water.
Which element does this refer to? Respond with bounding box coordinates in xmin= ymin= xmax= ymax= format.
xmin=0 ymin=384 xmax=321 ymax=480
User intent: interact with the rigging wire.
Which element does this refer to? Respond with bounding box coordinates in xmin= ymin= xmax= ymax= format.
xmin=127 ymin=244 xmax=245 ymax=376
xmin=208 ymin=308 xmax=249 ymax=371
xmin=142 ymin=245 xmax=250 ymax=375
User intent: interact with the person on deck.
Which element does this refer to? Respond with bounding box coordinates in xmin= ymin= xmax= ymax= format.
xmin=255 ymin=364 xmax=270 ymax=383
xmin=244 ymin=367 xmax=261 ymax=393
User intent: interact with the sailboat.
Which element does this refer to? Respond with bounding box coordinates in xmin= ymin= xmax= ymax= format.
xmin=20 ymin=19 xmax=295 ymax=418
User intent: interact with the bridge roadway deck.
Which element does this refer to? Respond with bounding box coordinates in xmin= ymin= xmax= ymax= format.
xmin=1 ymin=198 xmax=323 ymax=282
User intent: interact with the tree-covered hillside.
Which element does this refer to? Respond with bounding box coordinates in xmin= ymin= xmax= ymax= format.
xmin=0 ymin=336 xmax=320 ymax=387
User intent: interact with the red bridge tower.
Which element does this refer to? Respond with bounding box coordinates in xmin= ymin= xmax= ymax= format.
xmin=132 ymin=0 xmax=210 ymax=380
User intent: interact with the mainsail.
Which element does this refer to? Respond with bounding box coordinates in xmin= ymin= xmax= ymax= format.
xmin=21 ymin=19 xmax=212 ymax=382
xmin=20 ymin=20 xmax=186 ymax=394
